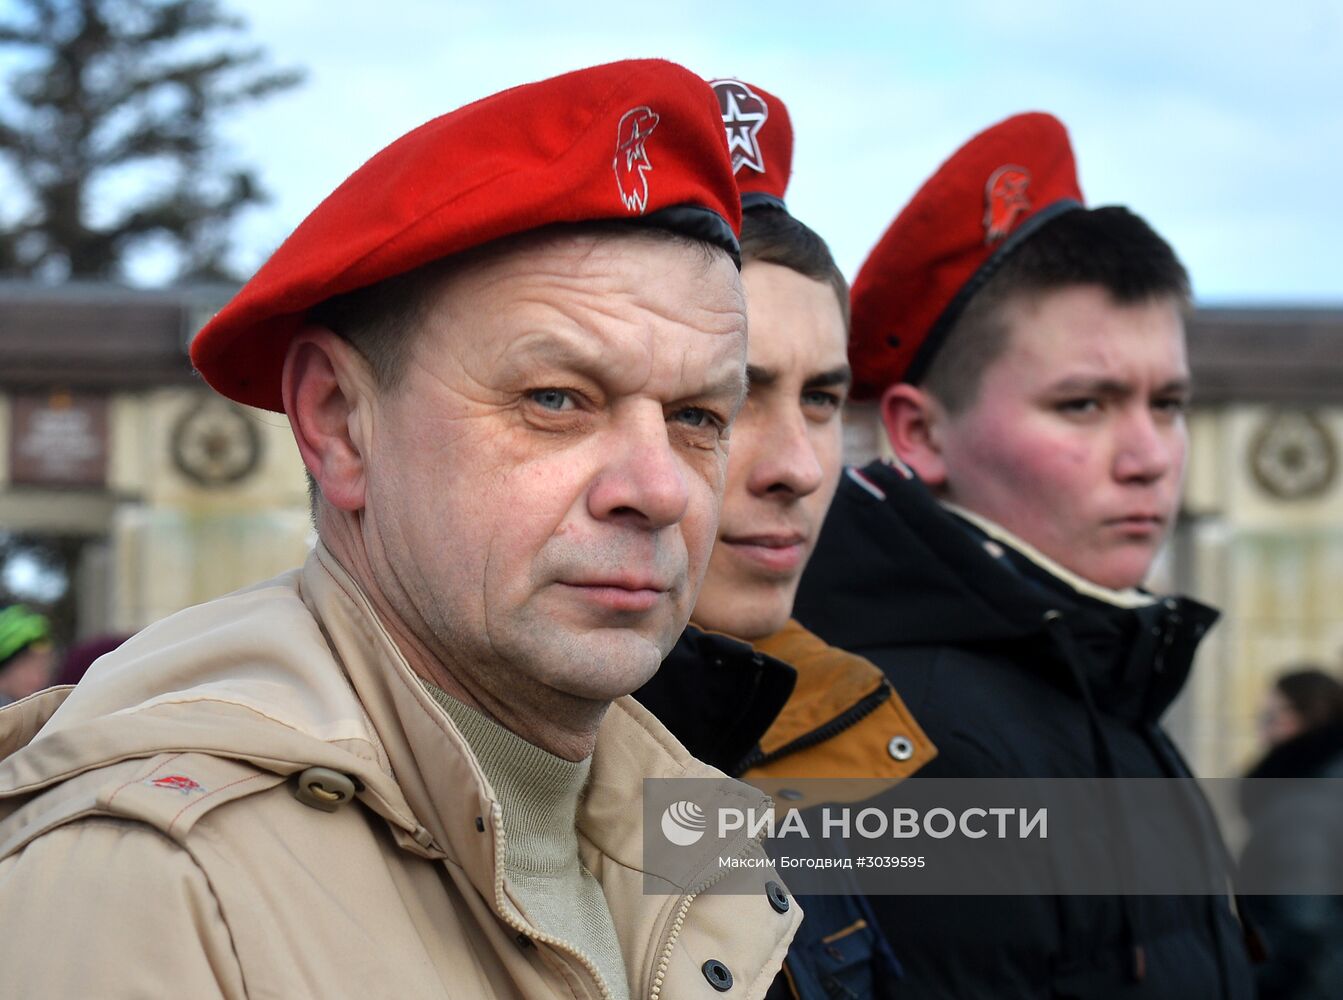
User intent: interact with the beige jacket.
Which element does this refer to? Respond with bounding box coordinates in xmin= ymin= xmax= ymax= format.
xmin=0 ymin=545 xmax=800 ymax=998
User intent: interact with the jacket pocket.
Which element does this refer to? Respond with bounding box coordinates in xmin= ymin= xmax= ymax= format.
xmin=782 ymin=893 xmax=902 ymax=1000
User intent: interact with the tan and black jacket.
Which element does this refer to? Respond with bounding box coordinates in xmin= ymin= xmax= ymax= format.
xmin=637 ymin=620 xmax=936 ymax=999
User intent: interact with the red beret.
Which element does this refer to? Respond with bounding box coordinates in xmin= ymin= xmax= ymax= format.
xmin=849 ymin=112 xmax=1084 ymax=400
xmin=191 ymin=59 xmax=742 ymax=412
xmin=710 ymin=78 xmax=793 ymax=210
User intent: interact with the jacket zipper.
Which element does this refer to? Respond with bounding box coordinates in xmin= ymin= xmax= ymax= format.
xmin=486 ymin=801 xmax=615 ymax=1000
xmin=732 ymin=683 xmax=892 ymax=776
xmin=648 ymin=867 xmax=731 ymax=1000
xmin=648 ymin=830 xmax=768 ymax=1000
xmin=485 ymin=787 xmax=779 ymax=999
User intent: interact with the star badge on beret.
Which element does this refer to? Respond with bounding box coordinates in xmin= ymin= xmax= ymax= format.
xmin=984 ymin=164 xmax=1032 ymax=244
xmin=713 ymin=79 xmax=769 ymax=174
xmin=709 ymin=78 xmax=793 ymax=210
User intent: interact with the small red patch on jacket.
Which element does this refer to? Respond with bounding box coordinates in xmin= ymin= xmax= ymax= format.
xmin=147 ymin=774 xmax=205 ymax=794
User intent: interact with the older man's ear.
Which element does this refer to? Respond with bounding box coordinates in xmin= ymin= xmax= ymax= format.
xmin=282 ymin=327 xmax=375 ymax=514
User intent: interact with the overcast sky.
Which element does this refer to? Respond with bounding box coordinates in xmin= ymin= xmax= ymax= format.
xmin=12 ymin=0 xmax=1343 ymax=303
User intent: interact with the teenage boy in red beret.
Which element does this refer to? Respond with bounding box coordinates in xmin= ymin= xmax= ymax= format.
xmin=794 ymin=113 xmax=1255 ymax=997
xmin=0 ymin=60 xmax=800 ymax=998
xmin=637 ymin=79 xmax=934 ymax=1000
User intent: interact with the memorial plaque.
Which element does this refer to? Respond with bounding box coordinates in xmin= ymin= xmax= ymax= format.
xmin=9 ymin=391 xmax=109 ymax=488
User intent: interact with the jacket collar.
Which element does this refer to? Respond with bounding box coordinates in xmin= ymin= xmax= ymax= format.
xmin=639 ymin=619 xmax=937 ymax=783
xmin=748 ymin=619 xmax=935 ymax=778
xmin=942 ymin=502 xmax=1157 ymax=610
xmin=751 ymin=620 xmax=888 ymax=756
xmin=300 ymin=543 xmax=501 ymax=888
xmin=634 ymin=626 xmax=796 ymax=774
xmin=799 ymin=461 xmax=1218 ymax=724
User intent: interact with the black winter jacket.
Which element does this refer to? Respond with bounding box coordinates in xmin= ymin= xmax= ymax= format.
xmin=793 ymin=459 xmax=1255 ymax=999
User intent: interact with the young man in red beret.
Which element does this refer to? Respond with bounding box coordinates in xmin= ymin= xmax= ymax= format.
xmin=794 ymin=113 xmax=1255 ymax=997
xmin=0 ymin=60 xmax=800 ymax=998
xmin=637 ymin=79 xmax=934 ymax=1000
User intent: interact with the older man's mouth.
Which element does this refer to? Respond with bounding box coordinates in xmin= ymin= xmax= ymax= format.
xmin=559 ymin=576 xmax=671 ymax=613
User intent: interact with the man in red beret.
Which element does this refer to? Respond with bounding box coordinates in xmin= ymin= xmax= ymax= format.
xmin=794 ymin=113 xmax=1255 ymax=997
xmin=0 ymin=60 xmax=800 ymax=998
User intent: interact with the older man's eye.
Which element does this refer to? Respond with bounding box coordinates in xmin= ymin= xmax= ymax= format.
xmin=671 ymin=407 xmax=722 ymax=430
xmin=529 ymin=388 xmax=575 ymax=411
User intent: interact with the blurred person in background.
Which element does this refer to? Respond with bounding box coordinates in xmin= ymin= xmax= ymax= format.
xmin=52 ymin=634 xmax=130 ymax=688
xmin=637 ymin=79 xmax=934 ymax=1000
xmin=1240 ymin=666 xmax=1343 ymax=1000
xmin=1254 ymin=666 xmax=1343 ymax=750
xmin=0 ymin=604 xmax=54 ymax=706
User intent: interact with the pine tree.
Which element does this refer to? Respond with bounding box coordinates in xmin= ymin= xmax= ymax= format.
xmin=0 ymin=0 xmax=301 ymax=282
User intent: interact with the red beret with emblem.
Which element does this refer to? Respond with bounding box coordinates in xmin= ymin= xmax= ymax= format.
xmin=709 ymin=78 xmax=793 ymax=210
xmin=848 ymin=112 xmax=1084 ymax=400
xmin=191 ymin=59 xmax=742 ymax=412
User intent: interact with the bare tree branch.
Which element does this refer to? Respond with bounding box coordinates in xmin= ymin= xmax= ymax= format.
xmin=0 ymin=0 xmax=302 ymax=281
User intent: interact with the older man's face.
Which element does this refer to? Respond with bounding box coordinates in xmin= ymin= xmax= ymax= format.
xmin=364 ymin=233 xmax=747 ymax=703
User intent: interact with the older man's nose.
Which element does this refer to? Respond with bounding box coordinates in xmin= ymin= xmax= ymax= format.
xmin=587 ymin=411 xmax=692 ymax=529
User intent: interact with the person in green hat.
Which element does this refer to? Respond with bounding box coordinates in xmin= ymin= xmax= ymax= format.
xmin=0 ymin=605 xmax=53 ymax=706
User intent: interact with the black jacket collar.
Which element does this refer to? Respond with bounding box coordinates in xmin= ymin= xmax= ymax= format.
xmin=795 ymin=460 xmax=1218 ymax=726
xmin=634 ymin=626 xmax=796 ymax=775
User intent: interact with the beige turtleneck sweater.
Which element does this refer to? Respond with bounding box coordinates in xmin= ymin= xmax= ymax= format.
xmin=423 ymin=684 xmax=630 ymax=1000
